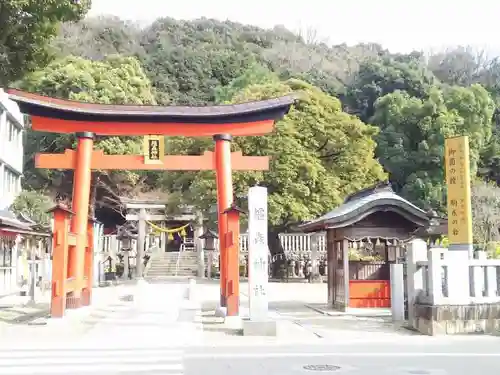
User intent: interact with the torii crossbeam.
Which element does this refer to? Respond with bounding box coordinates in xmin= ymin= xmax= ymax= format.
xmin=8 ymin=88 xmax=294 ymax=319
xmin=35 ymin=150 xmax=270 ymax=170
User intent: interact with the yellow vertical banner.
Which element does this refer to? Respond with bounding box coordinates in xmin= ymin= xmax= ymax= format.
xmin=143 ymin=135 xmax=164 ymax=164
xmin=444 ymin=136 xmax=473 ymax=245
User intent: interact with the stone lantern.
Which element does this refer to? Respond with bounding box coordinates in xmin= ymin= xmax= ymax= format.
xmin=199 ymin=228 xmax=218 ymax=279
xmin=117 ymin=222 xmax=138 ymax=279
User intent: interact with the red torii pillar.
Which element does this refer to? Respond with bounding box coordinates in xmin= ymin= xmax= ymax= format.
xmin=67 ymin=132 xmax=94 ymax=308
xmin=49 ymin=204 xmax=96 ymax=317
xmin=214 ymin=134 xmax=233 ymax=307
xmin=223 ymin=203 xmax=244 ymax=316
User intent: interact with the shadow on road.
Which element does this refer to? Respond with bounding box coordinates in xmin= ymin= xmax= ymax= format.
xmin=0 ymin=303 xmax=49 ymax=325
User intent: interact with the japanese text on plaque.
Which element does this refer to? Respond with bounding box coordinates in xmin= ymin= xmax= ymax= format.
xmin=143 ymin=135 xmax=164 ymax=164
xmin=148 ymin=139 xmax=160 ymax=160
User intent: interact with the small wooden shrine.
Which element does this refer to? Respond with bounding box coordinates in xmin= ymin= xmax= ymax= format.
xmin=299 ymin=181 xmax=435 ymax=310
xmin=0 ymin=210 xmax=51 ymax=297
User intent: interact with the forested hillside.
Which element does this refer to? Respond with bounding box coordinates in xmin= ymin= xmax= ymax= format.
xmin=5 ymin=2 xmax=500 ymax=249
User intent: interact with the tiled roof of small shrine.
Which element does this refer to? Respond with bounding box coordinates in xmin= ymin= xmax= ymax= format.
xmin=299 ymin=181 xmax=430 ymax=232
xmin=0 ymin=210 xmax=34 ymax=231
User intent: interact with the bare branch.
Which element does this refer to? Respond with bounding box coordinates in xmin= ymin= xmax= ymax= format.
xmin=471 ymin=181 xmax=500 ymax=256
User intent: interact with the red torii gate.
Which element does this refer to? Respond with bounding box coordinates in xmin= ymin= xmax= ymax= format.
xmin=9 ymin=89 xmax=294 ymax=319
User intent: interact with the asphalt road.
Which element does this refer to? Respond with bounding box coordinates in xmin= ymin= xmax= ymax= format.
xmin=185 ymin=339 xmax=500 ymax=375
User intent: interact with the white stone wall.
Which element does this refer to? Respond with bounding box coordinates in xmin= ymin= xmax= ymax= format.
xmin=0 ymin=89 xmax=24 ymax=210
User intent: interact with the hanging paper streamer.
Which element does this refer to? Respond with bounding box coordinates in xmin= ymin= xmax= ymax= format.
xmin=168 ymin=233 xmax=174 ymax=241
xmin=376 ymin=238 xmax=381 ymax=246
xmin=180 ymin=228 xmax=187 ymax=237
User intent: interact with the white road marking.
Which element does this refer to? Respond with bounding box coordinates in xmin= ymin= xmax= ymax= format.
xmin=0 ymin=348 xmax=184 ymax=374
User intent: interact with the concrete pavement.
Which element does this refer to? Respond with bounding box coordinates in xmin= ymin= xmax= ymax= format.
xmin=79 ymin=280 xmax=203 ymax=347
xmin=0 ymin=282 xmax=139 ymax=344
xmin=0 ymin=279 xmax=201 ymax=346
xmin=192 ymin=280 xmax=419 ymax=345
xmin=0 ymin=280 xmax=199 ymax=374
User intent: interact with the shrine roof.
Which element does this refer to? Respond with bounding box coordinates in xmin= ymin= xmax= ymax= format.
xmin=7 ymin=89 xmax=295 ymax=125
xmin=299 ymin=181 xmax=430 ymax=232
xmin=0 ymin=210 xmax=34 ymax=231
xmin=412 ymin=217 xmax=448 ymax=237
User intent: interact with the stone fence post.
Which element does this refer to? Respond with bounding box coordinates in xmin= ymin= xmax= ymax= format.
xmin=406 ymin=239 xmax=428 ymax=327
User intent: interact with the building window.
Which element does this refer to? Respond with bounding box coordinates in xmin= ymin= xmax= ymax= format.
xmin=7 ymin=119 xmax=20 ymax=143
xmin=1 ymin=240 xmax=13 ymax=268
xmin=3 ymin=167 xmax=19 ymax=194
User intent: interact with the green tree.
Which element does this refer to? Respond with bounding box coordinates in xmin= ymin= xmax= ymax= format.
xmin=371 ymin=84 xmax=495 ymax=212
xmin=163 ymin=78 xmax=386 ymax=253
xmin=20 ymin=55 xmax=157 ymax=209
xmin=10 ymin=190 xmax=53 ymax=226
xmin=51 ymin=15 xmax=145 ymax=61
xmin=0 ymin=0 xmax=91 ymax=86
xmin=214 ymin=63 xmax=276 ymax=103
xmin=345 ymin=57 xmax=436 ymax=122
xmin=475 ymin=59 xmax=500 ymax=186
xmin=48 ymin=16 xmax=393 ymax=107
xmin=141 ymin=18 xmax=265 ymax=105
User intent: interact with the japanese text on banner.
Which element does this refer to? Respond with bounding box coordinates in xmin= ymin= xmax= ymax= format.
xmin=444 ymin=136 xmax=473 ymax=244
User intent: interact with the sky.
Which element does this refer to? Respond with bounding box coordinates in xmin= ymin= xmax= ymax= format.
xmin=89 ymin=0 xmax=499 ymax=55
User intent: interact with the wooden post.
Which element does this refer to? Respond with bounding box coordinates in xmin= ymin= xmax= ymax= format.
xmin=48 ymin=205 xmax=73 ymax=318
xmin=342 ymin=239 xmax=350 ymax=311
xmin=39 ymin=239 xmax=47 ymax=296
xmin=12 ymin=235 xmax=21 ymax=294
xmin=136 ymin=208 xmax=147 ymax=278
xmin=122 ymin=249 xmax=130 ymax=281
xmin=28 ymin=238 xmax=36 ymax=305
xmin=195 ymin=212 xmax=205 ymax=278
xmin=224 ymin=205 xmax=244 ymax=317
xmin=68 ymin=132 xmax=94 ymax=308
xmin=82 ymin=218 xmax=95 ymax=306
xmin=214 ymin=134 xmax=234 ymax=307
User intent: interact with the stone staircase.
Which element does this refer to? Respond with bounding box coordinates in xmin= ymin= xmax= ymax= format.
xmin=145 ymin=251 xmax=199 ymax=278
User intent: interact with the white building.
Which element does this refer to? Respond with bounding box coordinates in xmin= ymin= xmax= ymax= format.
xmin=0 ymin=89 xmax=24 ymax=210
